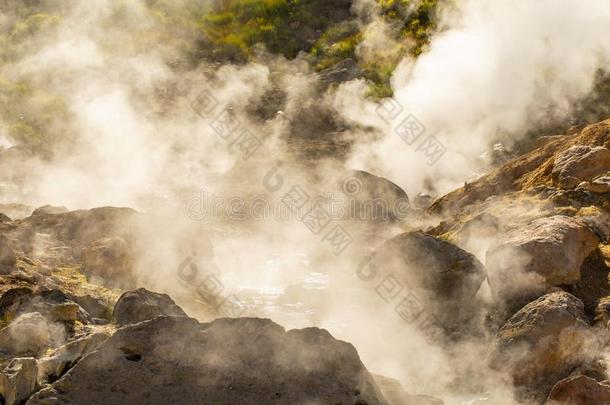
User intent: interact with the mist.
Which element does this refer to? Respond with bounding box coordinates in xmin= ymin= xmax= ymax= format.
xmin=1 ymin=0 xmax=609 ymax=404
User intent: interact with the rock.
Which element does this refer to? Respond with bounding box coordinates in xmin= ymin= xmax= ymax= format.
xmin=21 ymin=206 xmax=139 ymax=247
xmin=0 ymin=289 xmax=89 ymax=324
xmin=0 ymin=312 xmax=64 ymax=355
xmin=449 ymin=212 xmax=503 ymax=253
xmin=81 ymin=237 xmax=135 ymax=288
xmin=0 ymin=234 xmax=17 ymax=267
xmin=27 ymin=316 xmax=387 ymax=405
xmin=567 ymin=358 xmax=609 ymax=382
xmin=0 ymin=357 xmax=37 ymax=405
xmin=31 ymin=205 xmax=69 ymax=216
xmin=570 ymin=248 xmax=610 ymax=315
xmin=0 ymin=212 xmax=11 ymax=222
xmin=37 ymin=332 xmax=110 ymax=385
xmin=111 ymin=288 xmax=188 ymax=326
xmin=431 ymin=119 xmax=610 ymax=216
xmin=33 ymin=291 xmax=82 ymax=323
xmin=488 ymin=292 xmax=594 ymax=401
xmin=67 ymin=293 xmax=109 ymax=319
xmin=575 ymin=206 xmax=610 ymax=243
xmin=0 ymin=287 xmax=33 ymax=318
xmin=546 ymin=375 xmax=610 ymax=404
xmin=370 ymin=231 xmax=486 ymax=333
xmin=486 ymin=216 xmax=599 ymax=306
xmin=342 ymin=170 xmax=410 ymax=222
xmin=577 ymin=175 xmax=610 ymax=194
xmin=552 ymin=145 xmax=610 ymax=189
xmin=0 ymin=203 xmax=33 ymax=220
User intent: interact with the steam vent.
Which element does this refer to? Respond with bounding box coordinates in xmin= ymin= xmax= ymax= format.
xmin=0 ymin=0 xmax=609 ymax=404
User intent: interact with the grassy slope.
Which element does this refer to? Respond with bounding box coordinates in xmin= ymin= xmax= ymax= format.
xmin=2 ymin=0 xmax=606 ymax=152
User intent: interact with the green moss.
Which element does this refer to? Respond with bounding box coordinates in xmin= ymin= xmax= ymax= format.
xmin=197 ymin=0 xmax=353 ymax=62
xmin=313 ymin=29 xmax=363 ymax=71
xmin=376 ymin=0 xmax=440 ymax=56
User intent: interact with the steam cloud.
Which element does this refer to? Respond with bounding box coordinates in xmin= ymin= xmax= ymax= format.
xmin=0 ymin=0 xmax=609 ymax=403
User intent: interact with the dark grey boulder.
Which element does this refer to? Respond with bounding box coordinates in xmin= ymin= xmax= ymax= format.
xmin=27 ymin=316 xmax=387 ymax=405
xmin=110 ymin=288 xmax=188 ymax=326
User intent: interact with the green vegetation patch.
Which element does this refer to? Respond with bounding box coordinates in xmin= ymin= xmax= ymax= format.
xmin=198 ymin=0 xmax=354 ymax=62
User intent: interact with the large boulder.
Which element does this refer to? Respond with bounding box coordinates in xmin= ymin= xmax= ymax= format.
xmin=546 ymin=375 xmax=610 ymax=404
xmin=488 ymin=292 xmax=594 ymax=401
xmin=486 ymin=216 xmax=599 ymax=306
xmin=370 ymin=232 xmax=486 ymax=333
xmin=552 ymin=146 xmax=610 ymax=189
xmin=0 ymin=357 xmax=37 ymax=405
xmin=111 ymin=288 xmax=188 ymax=326
xmin=341 ymin=170 xmax=410 ymax=223
xmin=27 ymin=316 xmax=387 ymax=405
xmin=81 ymin=237 xmax=135 ymax=288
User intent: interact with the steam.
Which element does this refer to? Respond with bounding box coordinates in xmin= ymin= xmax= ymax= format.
xmin=337 ymin=0 xmax=610 ymax=196
xmin=1 ymin=0 xmax=609 ymax=404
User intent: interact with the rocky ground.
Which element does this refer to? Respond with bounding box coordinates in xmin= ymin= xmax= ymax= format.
xmin=0 ymin=119 xmax=607 ymax=404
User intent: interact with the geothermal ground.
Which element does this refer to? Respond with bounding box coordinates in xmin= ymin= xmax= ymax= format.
xmin=0 ymin=1 xmax=609 ymax=404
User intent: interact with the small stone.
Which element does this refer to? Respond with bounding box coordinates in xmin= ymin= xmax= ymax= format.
xmin=0 ymin=357 xmax=37 ymax=405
